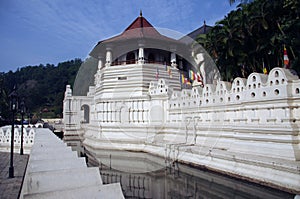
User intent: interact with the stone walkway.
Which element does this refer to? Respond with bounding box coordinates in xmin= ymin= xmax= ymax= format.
xmin=0 ymin=152 xmax=29 ymax=199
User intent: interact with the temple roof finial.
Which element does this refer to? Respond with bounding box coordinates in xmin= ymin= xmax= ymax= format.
xmin=140 ymin=10 xmax=142 ymax=17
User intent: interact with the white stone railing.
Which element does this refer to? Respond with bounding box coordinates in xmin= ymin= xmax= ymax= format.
xmin=167 ymin=68 xmax=300 ymax=124
xmin=0 ymin=125 xmax=37 ymax=154
xmin=169 ymin=68 xmax=300 ymax=108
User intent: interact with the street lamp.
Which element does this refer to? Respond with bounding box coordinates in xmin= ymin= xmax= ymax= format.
xmin=19 ymin=97 xmax=26 ymax=155
xmin=8 ymin=86 xmax=18 ymax=178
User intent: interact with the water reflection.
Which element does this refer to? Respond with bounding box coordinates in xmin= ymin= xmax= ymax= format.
xmin=86 ymin=150 xmax=294 ymax=199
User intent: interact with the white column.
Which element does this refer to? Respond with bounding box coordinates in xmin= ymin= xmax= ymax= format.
xmin=98 ymin=57 xmax=103 ymax=69
xmin=138 ymin=46 xmax=144 ymax=64
xmin=95 ymin=57 xmax=103 ymax=86
xmin=105 ymin=49 xmax=112 ymax=67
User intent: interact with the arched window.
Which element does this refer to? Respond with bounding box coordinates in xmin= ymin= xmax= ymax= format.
xmin=148 ymin=53 xmax=155 ymax=63
xmin=81 ymin=105 xmax=90 ymax=123
xmin=126 ymin=52 xmax=135 ymax=64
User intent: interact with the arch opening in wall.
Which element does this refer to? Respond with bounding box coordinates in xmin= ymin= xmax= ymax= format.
xmin=296 ymin=88 xmax=300 ymax=94
xmin=81 ymin=104 xmax=90 ymax=123
xmin=126 ymin=52 xmax=136 ymax=64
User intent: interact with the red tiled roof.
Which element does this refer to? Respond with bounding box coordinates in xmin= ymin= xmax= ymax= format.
xmin=99 ymin=14 xmax=179 ymax=44
xmin=125 ymin=14 xmax=154 ymax=31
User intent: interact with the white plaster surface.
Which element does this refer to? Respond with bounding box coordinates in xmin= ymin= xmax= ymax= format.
xmin=20 ymin=128 xmax=124 ymax=199
xmin=63 ymin=66 xmax=300 ymax=193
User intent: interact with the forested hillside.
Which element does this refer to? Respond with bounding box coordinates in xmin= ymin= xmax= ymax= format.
xmin=0 ymin=59 xmax=82 ymax=123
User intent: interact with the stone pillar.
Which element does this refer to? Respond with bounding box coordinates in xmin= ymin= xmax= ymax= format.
xmin=105 ymin=49 xmax=112 ymax=67
xmin=95 ymin=56 xmax=103 ymax=86
xmin=138 ymin=44 xmax=145 ymax=64
xmin=98 ymin=56 xmax=103 ymax=69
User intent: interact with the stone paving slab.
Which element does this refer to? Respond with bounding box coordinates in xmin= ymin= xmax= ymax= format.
xmin=0 ymin=152 xmax=29 ymax=199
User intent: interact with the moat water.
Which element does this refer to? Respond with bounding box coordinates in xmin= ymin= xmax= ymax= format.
xmin=87 ymin=150 xmax=294 ymax=199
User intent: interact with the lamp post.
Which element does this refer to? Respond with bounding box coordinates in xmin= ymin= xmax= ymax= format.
xmin=8 ymin=87 xmax=18 ymax=178
xmin=19 ymin=98 xmax=25 ymax=155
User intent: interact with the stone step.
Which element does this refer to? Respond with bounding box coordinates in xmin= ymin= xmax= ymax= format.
xmin=30 ymin=146 xmax=72 ymax=155
xmin=23 ymin=167 xmax=102 ymax=195
xmin=27 ymin=157 xmax=87 ymax=173
xmin=29 ymin=150 xmax=78 ymax=161
xmin=23 ymin=183 xmax=124 ymax=199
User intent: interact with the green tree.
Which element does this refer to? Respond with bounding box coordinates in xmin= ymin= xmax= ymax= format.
xmin=201 ymin=0 xmax=300 ymax=80
xmin=1 ymin=58 xmax=82 ymax=121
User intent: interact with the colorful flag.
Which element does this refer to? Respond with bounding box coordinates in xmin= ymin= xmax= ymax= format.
xmin=196 ymin=72 xmax=202 ymax=82
xmin=263 ymin=61 xmax=268 ymax=74
xmin=181 ymin=74 xmax=185 ymax=84
xmin=186 ymin=79 xmax=191 ymax=85
xmin=189 ymin=70 xmax=195 ymax=81
xmin=156 ymin=67 xmax=159 ymax=79
xmin=284 ymin=45 xmax=289 ymax=68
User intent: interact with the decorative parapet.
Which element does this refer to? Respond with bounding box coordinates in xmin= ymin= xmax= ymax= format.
xmin=0 ymin=125 xmax=36 ymax=154
xmin=149 ymin=78 xmax=172 ymax=97
xmin=168 ymin=67 xmax=300 ymax=109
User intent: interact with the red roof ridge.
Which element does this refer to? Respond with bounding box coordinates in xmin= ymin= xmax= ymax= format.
xmin=124 ymin=15 xmax=155 ymax=32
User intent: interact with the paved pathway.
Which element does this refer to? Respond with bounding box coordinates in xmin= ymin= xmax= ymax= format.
xmin=0 ymin=152 xmax=29 ymax=199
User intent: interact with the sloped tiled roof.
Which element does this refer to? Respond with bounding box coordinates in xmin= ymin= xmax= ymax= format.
xmin=179 ymin=22 xmax=212 ymax=44
xmin=98 ymin=12 xmax=179 ymax=44
xmin=186 ymin=22 xmax=212 ymax=40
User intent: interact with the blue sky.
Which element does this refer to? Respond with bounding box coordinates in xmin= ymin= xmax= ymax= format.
xmin=0 ymin=0 xmax=238 ymax=72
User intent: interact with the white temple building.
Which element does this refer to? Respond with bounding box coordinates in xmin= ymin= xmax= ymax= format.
xmin=63 ymin=13 xmax=300 ymax=194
